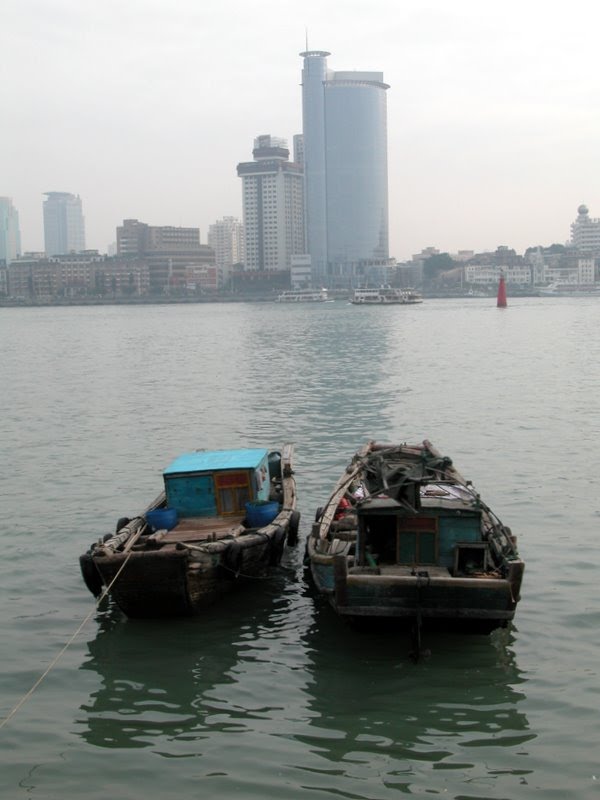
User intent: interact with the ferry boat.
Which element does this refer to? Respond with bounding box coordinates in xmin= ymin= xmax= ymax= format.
xmin=306 ymin=440 xmax=523 ymax=641
xmin=351 ymin=287 xmax=423 ymax=305
xmin=538 ymin=282 xmax=600 ymax=297
xmin=276 ymin=288 xmax=329 ymax=302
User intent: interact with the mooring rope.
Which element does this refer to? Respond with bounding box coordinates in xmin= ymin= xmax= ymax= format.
xmin=0 ymin=549 xmax=134 ymax=730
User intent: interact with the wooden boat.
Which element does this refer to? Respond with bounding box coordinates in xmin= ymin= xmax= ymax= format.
xmin=80 ymin=444 xmax=299 ymax=617
xmin=351 ymin=287 xmax=423 ymax=305
xmin=306 ymin=440 xmax=524 ymax=636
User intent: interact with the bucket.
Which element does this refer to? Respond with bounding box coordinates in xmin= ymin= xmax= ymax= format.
xmin=245 ymin=500 xmax=279 ymax=528
xmin=145 ymin=507 xmax=178 ymax=532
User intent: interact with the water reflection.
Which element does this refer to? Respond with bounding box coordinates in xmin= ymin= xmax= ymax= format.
xmin=78 ymin=557 xmax=534 ymax=797
xmin=77 ymin=571 xmax=304 ymax=749
xmin=295 ymin=595 xmax=534 ymax=793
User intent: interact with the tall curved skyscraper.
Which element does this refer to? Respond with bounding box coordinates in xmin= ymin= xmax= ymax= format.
xmin=300 ymin=51 xmax=389 ymax=286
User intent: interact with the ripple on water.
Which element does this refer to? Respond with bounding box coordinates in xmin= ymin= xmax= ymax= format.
xmin=2 ymin=300 xmax=600 ymax=799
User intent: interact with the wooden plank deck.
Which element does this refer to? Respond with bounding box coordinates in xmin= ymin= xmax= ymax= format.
xmin=164 ymin=514 xmax=245 ymax=544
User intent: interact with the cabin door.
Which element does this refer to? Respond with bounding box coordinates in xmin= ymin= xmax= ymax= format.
xmin=214 ymin=470 xmax=252 ymax=515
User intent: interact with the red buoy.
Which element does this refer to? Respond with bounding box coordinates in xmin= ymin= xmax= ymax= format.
xmin=497 ymin=274 xmax=507 ymax=308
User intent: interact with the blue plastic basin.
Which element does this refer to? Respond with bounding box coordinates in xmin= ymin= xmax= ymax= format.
xmin=145 ymin=507 xmax=178 ymax=532
xmin=245 ymin=500 xmax=279 ymax=528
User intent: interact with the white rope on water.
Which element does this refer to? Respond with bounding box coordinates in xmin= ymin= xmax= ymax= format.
xmin=0 ymin=549 xmax=134 ymax=731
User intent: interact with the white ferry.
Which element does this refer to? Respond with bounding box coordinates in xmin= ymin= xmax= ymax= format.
xmin=276 ymin=288 xmax=329 ymax=302
xmin=538 ymin=282 xmax=600 ymax=297
xmin=351 ymin=287 xmax=423 ymax=305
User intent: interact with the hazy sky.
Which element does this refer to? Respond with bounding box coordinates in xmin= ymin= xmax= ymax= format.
xmin=2 ymin=0 xmax=599 ymax=259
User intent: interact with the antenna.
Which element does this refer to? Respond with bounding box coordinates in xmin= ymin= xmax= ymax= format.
xmin=305 ymin=27 xmax=309 ymax=51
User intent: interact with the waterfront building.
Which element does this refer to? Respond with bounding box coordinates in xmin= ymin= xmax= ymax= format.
xmin=7 ymin=252 xmax=150 ymax=300
xmin=184 ymin=264 xmax=218 ymax=293
xmin=300 ymin=50 xmax=389 ymax=286
xmin=0 ymin=197 xmax=21 ymax=264
xmin=43 ymin=192 xmax=86 ymax=255
xmin=237 ymin=135 xmax=305 ymax=272
xmin=290 ymin=254 xmax=312 ymax=289
xmin=207 ymin=216 xmax=245 ymax=288
xmin=116 ymin=219 xmax=214 ymax=293
xmin=464 ymin=264 xmax=534 ymax=287
xmin=570 ymin=205 xmax=600 ymax=252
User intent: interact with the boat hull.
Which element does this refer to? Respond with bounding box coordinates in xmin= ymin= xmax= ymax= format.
xmin=91 ymin=528 xmax=285 ymax=618
xmin=310 ymin=555 xmax=521 ymax=630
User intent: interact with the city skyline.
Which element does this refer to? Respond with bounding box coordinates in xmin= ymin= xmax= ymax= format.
xmin=2 ymin=0 xmax=599 ymax=259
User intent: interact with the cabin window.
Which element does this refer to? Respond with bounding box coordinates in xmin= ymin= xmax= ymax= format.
xmin=214 ymin=471 xmax=251 ymax=515
xmin=361 ymin=515 xmax=438 ymax=565
xmin=397 ymin=517 xmax=438 ymax=565
xmin=454 ymin=543 xmax=488 ymax=575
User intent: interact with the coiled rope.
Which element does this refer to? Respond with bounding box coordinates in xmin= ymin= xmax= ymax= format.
xmin=0 ymin=549 xmax=135 ymax=730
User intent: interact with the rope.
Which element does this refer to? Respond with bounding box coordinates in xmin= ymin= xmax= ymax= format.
xmin=216 ymin=562 xmax=274 ymax=580
xmin=0 ymin=549 xmax=135 ymax=731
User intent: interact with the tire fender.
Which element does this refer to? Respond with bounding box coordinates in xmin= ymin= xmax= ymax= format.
xmin=286 ymin=510 xmax=301 ymax=546
xmin=223 ymin=540 xmax=243 ymax=578
xmin=79 ymin=552 xmax=103 ymax=598
xmin=269 ymin=526 xmax=286 ymax=566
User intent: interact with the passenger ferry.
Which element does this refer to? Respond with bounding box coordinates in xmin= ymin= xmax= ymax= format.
xmin=276 ymin=288 xmax=329 ymax=302
xmin=351 ymin=287 xmax=423 ymax=305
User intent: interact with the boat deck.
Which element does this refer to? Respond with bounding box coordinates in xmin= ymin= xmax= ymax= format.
xmin=162 ymin=514 xmax=246 ymax=544
xmin=358 ymin=566 xmax=451 ymax=577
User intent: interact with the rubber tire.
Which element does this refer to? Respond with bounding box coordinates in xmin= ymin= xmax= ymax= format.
xmin=79 ymin=552 xmax=103 ymax=598
xmin=222 ymin=540 xmax=243 ymax=578
xmin=286 ymin=511 xmax=301 ymax=546
xmin=115 ymin=516 xmax=130 ymax=533
xmin=269 ymin=526 xmax=287 ymax=566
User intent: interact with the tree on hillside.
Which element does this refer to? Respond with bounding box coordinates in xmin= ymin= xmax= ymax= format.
xmin=423 ymin=253 xmax=456 ymax=284
xmin=525 ymin=243 xmax=566 ymax=257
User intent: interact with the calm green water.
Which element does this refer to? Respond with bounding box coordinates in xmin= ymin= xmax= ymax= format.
xmin=1 ymin=298 xmax=599 ymax=799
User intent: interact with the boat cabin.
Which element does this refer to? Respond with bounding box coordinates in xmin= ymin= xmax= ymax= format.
xmin=163 ymin=448 xmax=276 ymax=518
xmin=354 ymin=483 xmax=486 ymax=575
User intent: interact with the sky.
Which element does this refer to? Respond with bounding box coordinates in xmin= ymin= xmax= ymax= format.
xmin=2 ymin=0 xmax=599 ymax=260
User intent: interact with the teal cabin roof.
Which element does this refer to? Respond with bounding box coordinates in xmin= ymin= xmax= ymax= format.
xmin=163 ymin=448 xmax=269 ymax=476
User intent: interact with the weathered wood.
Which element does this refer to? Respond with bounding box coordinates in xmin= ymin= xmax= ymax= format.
xmin=333 ymin=555 xmax=348 ymax=608
xmin=307 ymin=439 xmax=523 ymax=633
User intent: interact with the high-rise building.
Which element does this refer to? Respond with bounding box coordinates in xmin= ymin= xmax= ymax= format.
xmin=0 ymin=197 xmax=21 ymax=264
xmin=300 ymin=51 xmax=390 ymax=284
xmin=207 ymin=216 xmax=245 ymax=287
xmin=570 ymin=205 xmax=600 ymax=252
xmin=237 ymin=135 xmax=305 ymax=271
xmin=43 ymin=192 xmax=86 ymax=256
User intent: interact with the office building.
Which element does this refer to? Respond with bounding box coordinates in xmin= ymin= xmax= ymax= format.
xmin=43 ymin=192 xmax=86 ymax=255
xmin=0 ymin=197 xmax=21 ymax=264
xmin=300 ymin=51 xmax=390 ymax=284
xmin=237 ymin=135 xmax=305 ymax=271
xmin=116 ymin=219 xmax=214 ymax=293
xmin=207 ymin=216 xmax=245 ymax=287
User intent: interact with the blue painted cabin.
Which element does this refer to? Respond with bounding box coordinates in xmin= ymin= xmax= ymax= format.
xmin=163 ymin=448 xmax=272 ymax=518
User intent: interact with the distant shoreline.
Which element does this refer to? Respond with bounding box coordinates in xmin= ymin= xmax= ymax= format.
xmin=0 ymin=289 xmax=545 ymax=308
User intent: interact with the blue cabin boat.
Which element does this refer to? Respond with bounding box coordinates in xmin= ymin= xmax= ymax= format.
xmin=80 ymin=444 xmax=299 ymax=617
xmin=306 ymin=440 xmax=524 ymax=642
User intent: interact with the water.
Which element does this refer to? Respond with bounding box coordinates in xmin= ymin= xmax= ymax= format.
xmin=1 ymin=298 xmax=599 ymax=799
